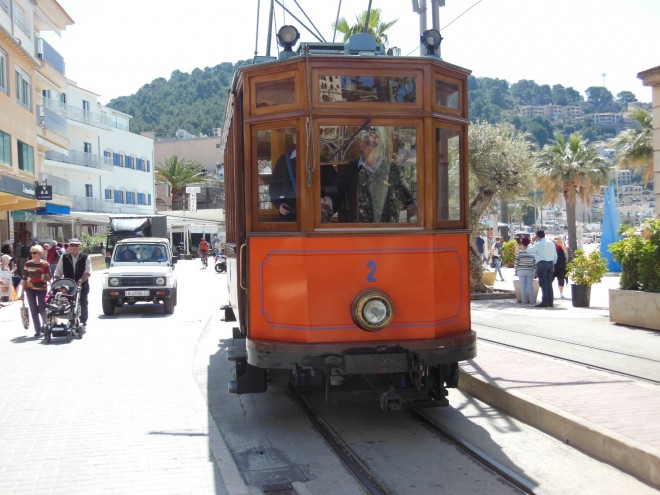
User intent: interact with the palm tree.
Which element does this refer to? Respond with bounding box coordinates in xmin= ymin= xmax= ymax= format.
xmin=610 ymin=107 xmax=653 ymax=185
xmin=156 ymin=155 xmax=208 ymax=210
xmin=537 ymin=133 xmax=609 ymax=253
xmin=333 ymin=8 xmax=398 ymax=46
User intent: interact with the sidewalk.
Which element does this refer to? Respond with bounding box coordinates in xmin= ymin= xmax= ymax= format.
xmin=465 ymin=266 xmax=660 ymax=488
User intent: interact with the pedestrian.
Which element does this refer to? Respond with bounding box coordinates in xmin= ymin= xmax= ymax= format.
xmin=553 ymin=236 xmax=569 ymax=299
xmin=515 ymin=237 xmax=537 ymax=305
xmin=20 ymin=245 xmax=51 ymax=337
xmin=46 ymin=240 xmax=61 ymax=277
xmin=525 ymin=230 xmax=557 ymax=308
xmin=490 ymin=237 xmax=505 ymax=281
xmin=1 ymin=253 xmax=21 ymax=289
xmin=54 ymin=238 xmax=91 ymax=332
xmin=476 ymin=235 xmax=485 ymax=265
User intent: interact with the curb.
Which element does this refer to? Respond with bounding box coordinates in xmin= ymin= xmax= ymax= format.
xmin=459 ymin=369 xmax=660 ymax=488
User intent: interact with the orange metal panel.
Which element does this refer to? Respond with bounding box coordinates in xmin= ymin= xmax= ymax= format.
xmin=248 ymin=234 xmax=469 ymax=343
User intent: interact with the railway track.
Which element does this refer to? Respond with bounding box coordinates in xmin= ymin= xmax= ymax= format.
xmin=295 ymin=390 xmax=540 ymax=495
xmin=473 ymin=322 xmax=660 ymax=386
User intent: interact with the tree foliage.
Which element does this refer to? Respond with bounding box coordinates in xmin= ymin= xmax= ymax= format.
xmin=536 ymin=133 xmax=609 ymax=252
xmin=468 ymin=121 xmax=537 ymax=291
xmin=609 ymin=107 xmax=653 ymax=184
xmin=155 ymin=155 xmax=209 ymax=210
xmin=333 ymin=8 xmax=398 ymax=45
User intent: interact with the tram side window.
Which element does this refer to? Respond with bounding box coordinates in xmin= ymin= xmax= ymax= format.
xmin=436 ymin=128 xmax=461 ymax=222
xmin=319 ymin=125 xmax=418 ymax=224
xmin=256 ymin=127 xmax=297 ymax=223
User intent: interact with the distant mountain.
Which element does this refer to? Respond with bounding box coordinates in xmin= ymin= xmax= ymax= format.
xmin=107 ymin=61 xmax=249 ymax=138
xmin=108 ymin=62 xmax=646 ymax=147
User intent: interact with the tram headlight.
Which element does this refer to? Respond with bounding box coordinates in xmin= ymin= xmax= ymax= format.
xmin=277 ymin=25 xmax=300 ymax=59
xmin=421 ymin=29 xmax=442 ymax=57
xmin=351 ymin=289 xmax=394 ymax=332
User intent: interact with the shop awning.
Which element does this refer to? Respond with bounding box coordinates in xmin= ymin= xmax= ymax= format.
xmin=36 ymin=203 xmax=70 ymax=215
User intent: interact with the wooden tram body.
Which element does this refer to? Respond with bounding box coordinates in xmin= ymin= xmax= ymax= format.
xmin=221 ymin=34 xmax=475 ymax=409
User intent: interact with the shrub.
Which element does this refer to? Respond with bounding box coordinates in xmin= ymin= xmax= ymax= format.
xmin=501 ymin=240 xmax=516 ymax=266
xmin=79 ymin=233 xmax=106 ymax=255
xmin=609 ymin=220 xmax=660 ymax=292
xmin=566 ymin=250 xmax=608 ymax=287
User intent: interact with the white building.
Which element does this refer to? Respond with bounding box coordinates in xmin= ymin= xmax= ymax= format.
xmin=37 ymin=82 xmax=155 ymax=241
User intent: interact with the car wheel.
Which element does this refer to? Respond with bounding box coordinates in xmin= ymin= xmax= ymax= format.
xmin=102 ymin=299 xmax=115 ymax=316
xmin=163 ymin=297 xmax=175 ymax=314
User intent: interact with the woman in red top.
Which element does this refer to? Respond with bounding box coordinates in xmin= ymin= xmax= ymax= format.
xmin=20 ymin=245 xmax=51 ymax=337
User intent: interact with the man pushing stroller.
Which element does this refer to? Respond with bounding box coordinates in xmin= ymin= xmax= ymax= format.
xmin=54 ymin=238 xmax=91 ymax=333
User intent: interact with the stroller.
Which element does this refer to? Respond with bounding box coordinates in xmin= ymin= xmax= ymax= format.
xmin=43 ymin=279 xmax=82 ymax=344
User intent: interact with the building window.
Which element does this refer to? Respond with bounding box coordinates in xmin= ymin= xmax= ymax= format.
xmin=85 ymin=184 xmax=93 ymax=197
xmin=17 ymin=140 xmax=34 ymax=173
xmin=60 ymin=93 xmax=66 ymax=104
xmin=0 ymin=129 xmax=10 ymax=165
xmin=146 ymin=160 xmax=151 ymax=172
xmin=15 ymin=67 xmax=31 ymax=110
xmin=148 ymin=194 xmax=152 ymax=205
xmin=0 ymin=48 xmax=7 ymax=95
xmin=137 ymin=193 xmax=145 ymax=205
xmin=126 ymin=192 xmax=136 ymax=204
xmin=84 ymin=142 xmax=92 ymax=154
xmin=125 ymin=156 xmax=134 ymax=169
xmin=104 ymin=188 xmax=112 ymax=200
xmin=136 ymin=158 xmax=143 ymax=171
xmin=113 ymin=153 xmax=123 ymax=167
xmin=114 ymin=190 xmax=124 ymax=204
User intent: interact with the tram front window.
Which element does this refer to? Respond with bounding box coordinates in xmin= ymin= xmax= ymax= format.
xmin=256 ymin=127 xmax=297 ymax=223
xmin=320 ymin=125 xmax=417 ymax=224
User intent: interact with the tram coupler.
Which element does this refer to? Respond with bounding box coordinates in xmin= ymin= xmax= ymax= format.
xmin=379 ymin=388 xmax=404 ymax=411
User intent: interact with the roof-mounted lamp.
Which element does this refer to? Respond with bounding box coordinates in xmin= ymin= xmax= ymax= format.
xmin=277 ymin=25 xmax=300 ymax=60
xmin=421 ymin=29 xmax=442 ymax=58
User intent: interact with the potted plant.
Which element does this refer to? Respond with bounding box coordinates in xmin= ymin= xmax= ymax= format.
xmin=608 ymin=220 xmax=660 ymax=330
xmin=566 ymin=249 xmax=608 ymax=307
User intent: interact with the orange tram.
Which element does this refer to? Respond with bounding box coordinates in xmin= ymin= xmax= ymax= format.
xmin=220 ymin=27 xmax=476 ymax=410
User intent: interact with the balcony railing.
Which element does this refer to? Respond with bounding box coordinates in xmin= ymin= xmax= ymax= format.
xmin=38 ymin=173 xmax=70 ymax=197
xmin=36 ymin=105 xmax=67 ymax=135
xmin=35 ymin=38 xmax=66 ymax=75
xmin=45 ymin=149 xmax=114 ymax=171
xmin=41 ymin=98 xmax=129 ymax=131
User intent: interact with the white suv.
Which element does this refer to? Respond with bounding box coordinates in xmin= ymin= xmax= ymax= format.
xmin=102 ymin=237 xmax=177 ymax=315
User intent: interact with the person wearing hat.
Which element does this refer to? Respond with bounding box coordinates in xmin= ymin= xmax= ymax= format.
xmin=54 ymin=238 xmax=92 ymax=331
xmin=1 ymin=253 xmax=21 ymax=290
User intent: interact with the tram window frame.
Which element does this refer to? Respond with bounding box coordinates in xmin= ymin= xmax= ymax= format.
xmin=316 ymin=120 xmax=421 ymax=228
xmin=433 ymin=122 xmax=466 ymax=228
xmin=250 ymin=123 xmax=301 ymax=231
xmin=249 ymin=68 xmax=302 ymax=116
xmin=312 ymin=67 xmax=423 ymax=110
xmin=432 ymin=73 xmax=464 ymax=117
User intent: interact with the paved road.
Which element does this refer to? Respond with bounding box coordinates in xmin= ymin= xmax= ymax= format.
xmin=0 ymin=260 xmax=246 ymax=494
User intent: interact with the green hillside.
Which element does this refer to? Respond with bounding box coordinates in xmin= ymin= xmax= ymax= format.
xmin=107 ymin=62 xmax=645 ymax=146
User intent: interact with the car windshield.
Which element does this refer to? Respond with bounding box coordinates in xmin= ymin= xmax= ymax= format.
xmin=114 ymin=244 xmax=167 ymax=262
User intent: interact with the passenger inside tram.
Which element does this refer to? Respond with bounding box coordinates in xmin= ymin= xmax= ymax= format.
xmin=322 ymin=125 xmax=417 ymax=224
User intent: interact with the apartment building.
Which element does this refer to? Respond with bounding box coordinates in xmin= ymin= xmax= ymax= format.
xmin=1 ymin=0 xmax=155 ymax=249
xmin=0 ymin=0 xmax=73 ymax=246
xmin=518 ymin=104 xmax=583 ymax=122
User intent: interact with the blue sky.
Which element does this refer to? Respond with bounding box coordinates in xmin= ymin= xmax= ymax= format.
xmin=47 ymin=0 xmax=659 ymax=104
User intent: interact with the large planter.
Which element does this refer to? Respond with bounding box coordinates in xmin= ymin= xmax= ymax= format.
xmin=482 ymin=271 xmax=496 ymax=287
xmin=512 ymin=279 xmax=539 ymax=304
xmin=609 ymin=289 xmax=660 ymax=331
xmin=571 ymin=284 xmax=591 ymax=307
